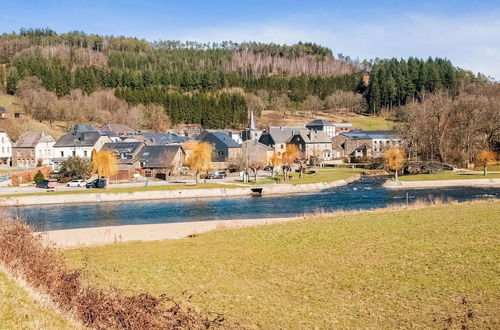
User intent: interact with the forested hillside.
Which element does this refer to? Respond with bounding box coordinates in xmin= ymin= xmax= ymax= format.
xmin=0 ymin=27 xmax=496 ymax=150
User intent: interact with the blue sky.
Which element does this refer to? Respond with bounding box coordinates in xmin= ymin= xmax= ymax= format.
xmin=1 ymin=0 xmax=499 ymax=79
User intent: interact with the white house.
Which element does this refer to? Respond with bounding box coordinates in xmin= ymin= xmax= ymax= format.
xmin=52 ymin=125 xmax=112 ymax=168
xmin=0 ymin=130 xmax=12 ymax=166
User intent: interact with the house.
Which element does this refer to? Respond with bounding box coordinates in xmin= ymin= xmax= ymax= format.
xmin=258 ymin=126 xmax=307 ymax=155
xmin=287 ymin=130 xmax=333 ymax=162
xmin=0 ymin=107 xmax=6 ymax=119
xmin=332 ymin=130 xmax=402 ymax=161
xmin=306 ymin=119 xmax=336 ymax=138
xmin=0 ymin=130 xmax=12 ymax=166
xmin=53 ymin=125 xmax=112 ymax=165
xmin=100 ymin=124 xmax=138 ymax=137
xmin=199 ymin=131 xmax=242 ymax=164
xmin=241 ymin=139 xmax=274 ymax=165
xmin=101 ymin=141 xmax=144 ymax=171
xmin=12 ymin=132 xmax=56 ymax=168
xmin=136 ymin=145 xmax=186 ymax=179
xmin=333 ymin=123 xmax=353 ymax=136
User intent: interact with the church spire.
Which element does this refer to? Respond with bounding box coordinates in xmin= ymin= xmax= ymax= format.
xmin=249 ymin=109 xmax=256 ymax=130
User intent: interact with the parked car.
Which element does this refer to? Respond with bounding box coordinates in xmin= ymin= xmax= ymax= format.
xmin=36 ymin=179 xmax=57 ymax=190
xmin=206 ymin=171 xmax=227 ymax=179
xmin=86 ymin=178 xmax=107 ymax=189
xmin=66 ymin=179 xmax=86 ymax=187
xmin=263 ymin=166 xmax=273 ymax=171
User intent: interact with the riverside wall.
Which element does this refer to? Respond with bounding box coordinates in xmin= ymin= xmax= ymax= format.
xmin=1 ymin=174 xmax=361 ymax=207
xmin=383 ymin=178 xmax=500 ymax=189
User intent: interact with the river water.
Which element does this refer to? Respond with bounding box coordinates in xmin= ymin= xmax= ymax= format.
xmin=11 ymin=177 xmax=499 ymax=231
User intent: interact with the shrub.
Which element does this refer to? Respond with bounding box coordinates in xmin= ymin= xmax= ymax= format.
xmin=33 ymin=170 xmax=45 ymax=183
xmin=0 ymin=216 xmax=225 ymax=329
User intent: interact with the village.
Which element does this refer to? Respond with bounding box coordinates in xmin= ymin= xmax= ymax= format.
xmin=0 ymin=108 xmax=402 ymax=190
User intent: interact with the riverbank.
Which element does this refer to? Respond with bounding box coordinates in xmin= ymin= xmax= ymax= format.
xmin=0 ymin=174 xmax=361 ymax=207
xmin=383 ymin=177 xmax=500 ymax=189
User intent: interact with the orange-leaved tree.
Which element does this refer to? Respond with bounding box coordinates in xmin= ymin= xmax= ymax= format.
xmin=270 ymin=151 xmax=282 ymax=177
xmin=183 ymin=141 xmax=212 ymax=184
xmin=249 ymin=160 xmax=266 ymax=183
xmin=476 ymin=150 xmax=496 ymax=176
xmin=91 ymin=150 xmax=118 ymax=188
xmin=282 ymin=144 xmax=301 ymax=181
xmin=384 ymin=147 xmax=405 ymax=181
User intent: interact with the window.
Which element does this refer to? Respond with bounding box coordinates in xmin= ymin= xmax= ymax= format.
xmin=84 ymin=150 xmax=88 ymax=157
xmin=72 ymin=150 xmax=76 ymax=156
xmin=61 ymin=151 xmax=64 ymax=157
xmin=217 ymin=151 xmax=224 ymax=156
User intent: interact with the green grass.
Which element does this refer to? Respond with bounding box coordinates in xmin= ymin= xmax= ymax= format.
xmin=236 ymin=167 xmax=361 ymax=185
xmin=0 ymin=183 xmax=241 ymax=198
xmin=400 ymin=170 xmax=500 ymax=181
xmin=64 ymin=201 xmax=500 ymax=329
xmin=0 ymin=271 xmax=76 ymax=329
xmin=350 ymin=116 xmax=396 ymax=130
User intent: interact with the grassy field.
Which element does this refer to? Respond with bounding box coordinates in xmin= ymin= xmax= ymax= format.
xmin=400 ymin=170 xmax=500 ymax=181
xmin=0 ymin=271 xmax=75 ymax=329
xmin=63 ymin=201 xmax=500 ymax=329
xmin=349 ymin=115 xmax=396 ymax=130
xmin=240 ymin=167 xmax=361 ymax=185
xmin=0 ymin=182 xmax=242 ymax=198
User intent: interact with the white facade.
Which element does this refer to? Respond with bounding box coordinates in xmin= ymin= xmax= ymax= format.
xmin=0 ymin=131 xmax=12 ymax=166
xmin=35 ymin=136 xmax=56 ymax=166
xmin=54 ymin=135 xmax=111 ymax=159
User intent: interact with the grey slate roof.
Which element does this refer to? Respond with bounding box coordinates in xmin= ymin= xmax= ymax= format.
xmin=101 ymin=142 xmax=143 ymax=154
xmin=0 ymin=107 xmax=6 ymax=113
xmin=100 ymin=124 xmax=137 ymax=135
xmin=134 ymin=132 xmax=190 ymax=145
xmin=342 ymin=130 xmax=399 ymax=140
xmin=259 ymin=126 xmax=307 ymax=146
xmin=210 ymin=131 xmax=241 ymax=148
xmin=54 ymin=130 xmax=103 ymax=148
xmin=14 ymin=132 xmax=54 ymax=148
xmin=289 ymin=130 xmax=331 ymax=144
xmin=136 ymin=145 xmax=184 ymax=168
xmin=306 ymin=119 xmax=334 ymax=127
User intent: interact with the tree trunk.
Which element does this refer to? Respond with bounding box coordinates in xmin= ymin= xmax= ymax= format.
xmin=254 ymin=170 xmax=258 ymax=183
xmin=395 ymin=170 xmax=398 ymax=181
xmin=195 ymin=171 xmax=200 ymax=184
xmin=484 ymin=166 xmax=487 ymax=176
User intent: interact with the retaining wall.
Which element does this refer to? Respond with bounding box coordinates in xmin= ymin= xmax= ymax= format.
xmin=383 ymin=178 xmax=500 ymax=189
xmin=1 ymin=174 xmax=361 ymax=207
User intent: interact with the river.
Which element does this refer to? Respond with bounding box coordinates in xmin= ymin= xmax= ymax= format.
xmin=11 ymin=176 xmax=499 ymax=231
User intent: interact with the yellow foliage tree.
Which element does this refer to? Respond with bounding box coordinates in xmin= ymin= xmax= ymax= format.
xmin=91 ymin=150 xmax=118 ymax=187
xmin=384 ymin=147 xmax=405 ymax=181
xmin=270 ymin=151 xmax=282 ymax=177
xmin=476 ymin=150 xmax=496 ymax=175
xmin=282 ymin=144 xmax=301 ymax=181
xmin=183 ymin=141 xmax=212 ymax=184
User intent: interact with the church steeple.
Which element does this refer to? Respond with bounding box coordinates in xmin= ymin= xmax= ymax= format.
xmin=248 ymin=109 xmax=256 ymax=130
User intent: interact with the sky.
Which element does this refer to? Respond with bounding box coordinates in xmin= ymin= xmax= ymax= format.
xmin=1 ymin=0 xmax=499 ymax=79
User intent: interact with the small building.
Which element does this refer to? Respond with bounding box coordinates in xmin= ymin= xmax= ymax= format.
xmin=199 ymin=131 xmax=242 ymax=164
xmin=53 ymin=125 xmax=112 ymax=164
xmin=333 ymin=123 xmax=353 ymax=136
xmin=12 ymin=132 xmax=56 ymax=168
xmin=332 ymin=130 xmax=402 ymax=161
xmin=306 ymin=119 xmax=336 ymax=138
xmin=0 ymin=130 xmax=12 ymax=166
xmin=136 ymin=145 xmax=186 ymax=179
xmin=0 ymin=107 xmax=6 ymax=119
xmin=100 ymin=123 xmax=138 ymax=137
xmin=241 ymin=139 xmax=274 ymax=165
xmin=288 ymin=130 xmax=333 ymax=162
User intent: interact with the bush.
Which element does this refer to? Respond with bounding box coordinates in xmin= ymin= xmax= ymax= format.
xmin=0 ymin=216 xmax=224 ymax=329
xmin=33 ymin=170 xmax=45 ymax=183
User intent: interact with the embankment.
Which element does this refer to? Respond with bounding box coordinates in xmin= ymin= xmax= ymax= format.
xmin=383 ymin=178 xmax=500 ymax=189
xmin=1 ymin=174 xmax=360 ymax=207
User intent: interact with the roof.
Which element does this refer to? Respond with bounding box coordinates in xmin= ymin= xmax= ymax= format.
xmin=74 ymin=124 xmax=95 ymax=133
xmin=100 ymin=124 xmax=137 ymax=135
xmin=134 ymin=132 xmax=190 ymax=145
xmin=207 ymin=131 xmax=241 ymax=148
xmin=334 ymin=123 xmax=353 ymax=127
xmin=288 ymin=130 xmax=331 ymax=144
xmin=0 ymin=107 xmax=6 ymax=113
xmin=306 ymin=119 xmax=334 ymax=127
xmin=136 ymin=145 xmax=184 ymax=168
xmin=101 ymin=142 xmax=143 ymax=154
xmin=54 ymin=130 xmax=105 ymax=148
xmin=342 ymin=130 xmax=399 ymax=140
xmin=242 ymin=139 xmax=274 ymax=150
xmin=264 ymin=126 xmax=307 ymax=144
xmin=14 ymin=132 xmax=54 ymax=148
